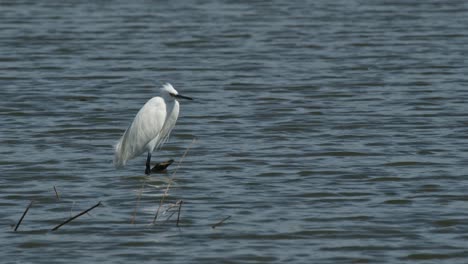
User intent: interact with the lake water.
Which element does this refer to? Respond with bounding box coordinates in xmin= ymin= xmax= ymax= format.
xmin=1 ymin=0 xmax=468 ymax=263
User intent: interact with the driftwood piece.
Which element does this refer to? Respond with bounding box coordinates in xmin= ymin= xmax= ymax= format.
xmin=151 ymin=159 xmax=174 ymax=173
xmin=51 ymin=201 xmax=101 ymax=231
xmin=14 ymin=201 xmax=34 ymax=232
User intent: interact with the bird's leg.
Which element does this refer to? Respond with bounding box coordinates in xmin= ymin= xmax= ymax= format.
xmin=145 ymin=152 xmax=152 ymax=175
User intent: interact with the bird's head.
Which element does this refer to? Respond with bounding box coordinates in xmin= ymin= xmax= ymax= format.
xmin=160 ymin=83 xmax=193 ymax=101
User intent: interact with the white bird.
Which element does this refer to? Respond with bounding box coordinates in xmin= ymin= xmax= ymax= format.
xmin=114 ymin=83 xmax=192 ymax=174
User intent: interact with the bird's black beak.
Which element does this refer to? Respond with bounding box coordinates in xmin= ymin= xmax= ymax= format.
xmin=174 ymin=94 xmax=193 ymax=100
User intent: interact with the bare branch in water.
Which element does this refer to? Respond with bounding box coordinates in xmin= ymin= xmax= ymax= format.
xmin=14 ymin=201 xmax=34 ymax=232
xmin=164 ymin=210 xmax=178 ymax=222
xmin=153 ymin=138 xmax=196 ymax=224
xmin=51 ymin=201 xmax=101 ymax=231
xmin=176 ymin=200 xmax=183 ymax=227
xmin=53 ymin=186 xmax=60 ymax=201
xmin=161 ymin=200 xmax=183 ymax=223
xmin=212 ymin=215 xmax=231 ymax=229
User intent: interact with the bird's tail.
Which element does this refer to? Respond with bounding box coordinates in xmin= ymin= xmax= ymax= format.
xmin=113 ymin=138 xmax=128 ymax=168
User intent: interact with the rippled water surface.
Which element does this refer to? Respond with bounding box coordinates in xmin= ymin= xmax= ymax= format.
xmin=2 ymin=1 xmax=468 ymax=263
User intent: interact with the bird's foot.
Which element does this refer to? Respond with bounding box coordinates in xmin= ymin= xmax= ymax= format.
xmin=145 ymin=166 xmax=151 ymax=175
xmin=151 ymin=159 xmax=175 ymax=173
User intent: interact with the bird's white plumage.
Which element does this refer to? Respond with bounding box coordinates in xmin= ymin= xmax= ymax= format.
xmin=114 ymin=83 xmax=180 ymax=168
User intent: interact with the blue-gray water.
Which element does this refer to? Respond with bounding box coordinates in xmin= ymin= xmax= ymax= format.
xmin=2 ymin=1 xmax=468 ymax=263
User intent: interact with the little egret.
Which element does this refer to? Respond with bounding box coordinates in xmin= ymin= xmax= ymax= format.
xmin=114 ymin=83 xmax=192 ymax=174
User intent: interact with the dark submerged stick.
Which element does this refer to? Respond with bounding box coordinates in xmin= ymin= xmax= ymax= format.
xmin=53 ymin=186 xmax=60 ymax=200
xmin=14 ymin=201 xmax=34 ymax=232
xmin=51 ymin=201 xmax=101 ymax=231
xmin=176 ymin=200 xmax=183 ymax=227
xmin=212 ymin=215 xmax=231 ymax=229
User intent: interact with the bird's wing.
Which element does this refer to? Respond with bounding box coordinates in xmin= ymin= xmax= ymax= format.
xmin=158 ymin=100 xmax=180 ymax=147
xmin=114 ymin=97 xmax=167 ymax=167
